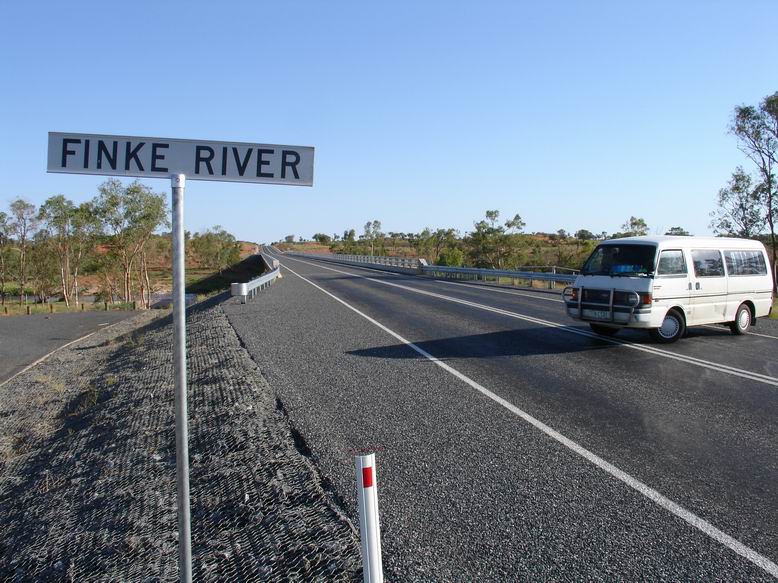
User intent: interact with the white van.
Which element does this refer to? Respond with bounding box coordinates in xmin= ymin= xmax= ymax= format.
xmin=563 ymin=236 xmax=774 ymax=343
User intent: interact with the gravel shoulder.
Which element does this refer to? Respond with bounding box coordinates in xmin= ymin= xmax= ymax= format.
xmin=0 ymin=296 xmax=360 ymax=581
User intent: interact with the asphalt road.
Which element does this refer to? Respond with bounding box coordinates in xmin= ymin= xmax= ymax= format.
xmin=224 ymin=250 xmax=778 ymax=581
xmin=0 ymin=311 xmax=133 ymax=384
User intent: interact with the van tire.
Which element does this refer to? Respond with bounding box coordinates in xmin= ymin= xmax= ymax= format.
xmin=729 ymin=303 xmax=751 ymax=335
xmin=650 ymin=309 xmax=685 ymax=343
xmin=589 ymin=323 xmax=619 ymax=337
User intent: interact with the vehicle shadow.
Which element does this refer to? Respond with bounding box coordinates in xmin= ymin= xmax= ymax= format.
xmin=346 ymin=327 xmax=618 ymax=360
xmin=345 ymin=322 xmax=745 ymax=361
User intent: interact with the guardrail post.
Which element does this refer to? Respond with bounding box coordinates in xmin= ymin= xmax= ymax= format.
xmin=356 ymin=454 xmax=383 ymax=583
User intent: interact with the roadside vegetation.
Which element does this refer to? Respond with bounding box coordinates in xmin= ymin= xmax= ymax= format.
xmin=278 ymin=91 xmax=778 ymax=290
xmin=0 ymin=180 xmax=257 ymax=311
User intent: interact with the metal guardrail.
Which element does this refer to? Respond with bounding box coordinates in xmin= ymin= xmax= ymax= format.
xmin=287 ymin=252 xmax=425 ymax=275
xmin=288 ymin=252 xmax=577 ymax=288
xmin=422 ymin=264 xmax=577 ymax=287
xmin=230 ymin=253 xmax=281 ymax=304
xmin=332 ymin=254 xmax=424 ymax=269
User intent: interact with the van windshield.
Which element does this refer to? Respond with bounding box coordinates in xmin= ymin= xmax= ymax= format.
xmin=582 ymin=244 xmax=656 ymax=277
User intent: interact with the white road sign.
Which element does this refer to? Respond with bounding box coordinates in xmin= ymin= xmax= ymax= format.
xmin=47 ymin=132 xmax=314 ymax=186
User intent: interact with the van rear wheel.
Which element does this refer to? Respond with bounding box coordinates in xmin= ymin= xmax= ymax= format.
xmin=589 ymin=323 xmax=619 ymax=337
xmin=650 ymin=309 xmax=685 ymax=343
xmin=729 ymin=303 xmax=751 ymax=335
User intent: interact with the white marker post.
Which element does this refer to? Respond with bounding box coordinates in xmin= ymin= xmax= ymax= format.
xmin=355 ymin=454 xmax=383 ymax=583
xmin=47 ymin=132 xmax=314 ymax=582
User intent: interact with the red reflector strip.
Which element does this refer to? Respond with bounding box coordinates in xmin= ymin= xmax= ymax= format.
xmin=362 ymin=467 xmax=373 ymax=488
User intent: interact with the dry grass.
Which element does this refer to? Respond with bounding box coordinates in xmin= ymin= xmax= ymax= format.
xmin=33 ymin=374 xmax=67 ymax=395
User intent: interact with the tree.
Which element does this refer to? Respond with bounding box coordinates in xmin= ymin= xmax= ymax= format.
xmin=665 ymin=226 xmax=691 ymax=236
xmin=619 ymin=216 xmax=649 ymax=237
xmin=575 ymin=229 xmax=595 ymax=241
xmin=466 ymin=210 xmax=526 ymax=269
xmin=69 ymin=202 xmax=102 ymax=306
xmin=28 ymin=231 xmax=59 ymax=303
xmin=284 ymin=235 xmax=295 ymax=244
xmin=710 ymin=168 xmax=764 ymax=238
xmin=190 ymin=226 xmax=241 ymax=273
xmin=363 ymin=220 xmax=383 ymax=256
xmin=0 ymin=212 xmax=11 ymax=304
xmin=93 ymin=179 xmax=168 ymax=305
xmin=9 ymin=198 xmax=38 ymax=304
xmin=437 ymin=246 xmax=464 ymax=267
xmin=730 ymin=93 xmax=778 ymax=291
xmin=312 ymin=233 xmax=332 ymax=244
xmin=38 ymin=195 xmax=76 ymax=306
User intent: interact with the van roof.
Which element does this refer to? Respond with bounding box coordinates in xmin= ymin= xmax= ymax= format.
xmin=603 ymin=235 xmax=767 ymax=250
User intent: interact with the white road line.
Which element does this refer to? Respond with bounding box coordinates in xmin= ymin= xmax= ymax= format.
xmin=283 ymin=255 xmax=778 ymax=388
xmin=280 ymin=261 xmax=778 ymax=579
xmin=701 ymin=324 xmax=778 ymax=340
xmin=274 ymin=252 xmax=778 ymax=339
xmin=277 ymin=251 xmax=566 ymax=303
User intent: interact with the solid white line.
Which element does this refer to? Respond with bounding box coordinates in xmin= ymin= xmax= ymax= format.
xmin=276 ymin=252 xmax=778 ymax=340
xmin=701 ymin=324 xmax=778 ymax=340
xmin=279 ymin=261 xmax=778 ymax=579
xmin=283 ymin=255 xmax=778 ymax=388
xmin=278 ymin=251 xmax=567 ymax=304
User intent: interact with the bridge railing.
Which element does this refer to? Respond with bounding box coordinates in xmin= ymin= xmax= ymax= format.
xmin=286 ymin=252 xmax=578 ymax=288
xmin=230 ymin=253 xmax=281 ymax=304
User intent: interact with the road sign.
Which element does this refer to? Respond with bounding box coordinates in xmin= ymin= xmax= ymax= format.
xmin=47 ymin=131 xmax=314 ymax=583
xmin=48 ymin=132 xmax=314 ymax=186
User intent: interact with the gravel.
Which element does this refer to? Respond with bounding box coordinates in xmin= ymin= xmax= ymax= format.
xmin=0 ymin=296 xmax=361 ymax=581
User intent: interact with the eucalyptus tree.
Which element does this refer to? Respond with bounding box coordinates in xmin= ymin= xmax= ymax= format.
xmin=467 ymin=210 xmax=525 ymax=269
xmin=9 ymin=198 xmax=38 ymax=304
xmin=730 ymin=92 xmax=778 ymax=290
xmin=0 ymin=211 xmax=10 ymax=304
xmin=709 ymin=168 xmax=764 ymax=239
xmin=93 ymin=179 xmax=168 ymax=305
xmin=70 ymin=202 xmax=102 ymax=306
xmin=38 ymin=195 xmax=76 ymax=305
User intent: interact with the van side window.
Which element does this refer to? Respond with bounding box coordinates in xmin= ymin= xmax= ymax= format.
xmin=656 ymin=250 xmax=687 ymax=276
xmin=724 ymin=250 xmax=768 ymax=276
xmin=691 ymin=249 xmax=724 ymax=277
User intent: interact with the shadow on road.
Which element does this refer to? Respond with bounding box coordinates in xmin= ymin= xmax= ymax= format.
xmin=346 ymin=327 xmax=619 ymax=360
xmin=345 ymin=323 xmax=747 ymax=361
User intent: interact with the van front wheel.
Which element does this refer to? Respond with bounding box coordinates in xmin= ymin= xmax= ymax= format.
xmin=589 ymin=323 xmax=619 ymax=337
xmin=650 ymin=309 xmax=686 ymax=343
xmin=729 ymin=304 xmax=751 ymax=335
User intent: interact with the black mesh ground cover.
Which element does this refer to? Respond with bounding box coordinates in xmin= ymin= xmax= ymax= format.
xmin=0 ymin=298 xmax=362 ymax=581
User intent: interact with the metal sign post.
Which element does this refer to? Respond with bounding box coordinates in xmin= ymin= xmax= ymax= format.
xmin=47 ymin=132 xmax=314 ymax=582
xmin=171 ymin=174 xmax=192 ymax=581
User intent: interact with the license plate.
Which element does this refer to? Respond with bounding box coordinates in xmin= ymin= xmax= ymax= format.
xmin=584 ymin=309 xmax=611 ymax=321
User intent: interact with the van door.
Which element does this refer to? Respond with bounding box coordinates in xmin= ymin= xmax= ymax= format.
xmin=653 ymin=249 xmax=691 ymax=321
xmin=689 ymin=249 xmax=728 ymax=324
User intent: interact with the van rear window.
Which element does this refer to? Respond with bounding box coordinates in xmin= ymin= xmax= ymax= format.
xmin=724 ymin=250 xmax=767 ymax=276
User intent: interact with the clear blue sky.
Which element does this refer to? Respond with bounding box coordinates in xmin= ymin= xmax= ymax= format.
xmin=1 ymin=1 xmax=776 ymax=243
